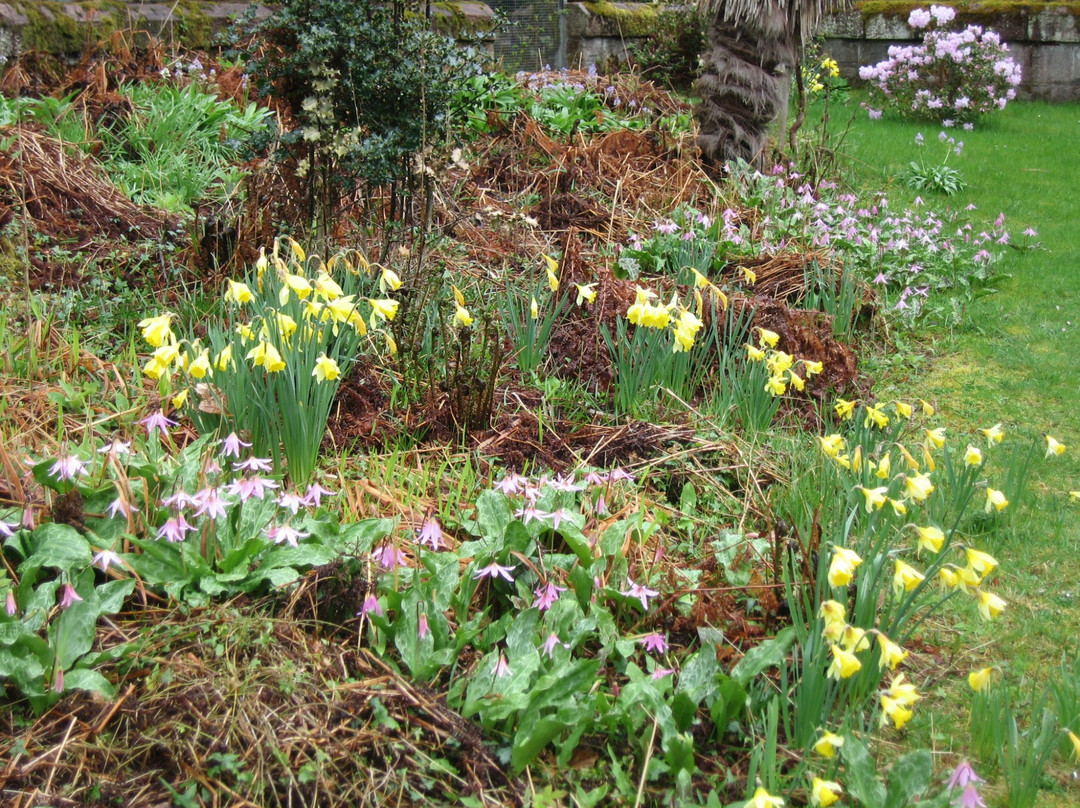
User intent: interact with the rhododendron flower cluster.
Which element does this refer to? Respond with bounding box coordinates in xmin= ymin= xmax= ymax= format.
xmin=859 ymin=6 xmax=1021 ymax=123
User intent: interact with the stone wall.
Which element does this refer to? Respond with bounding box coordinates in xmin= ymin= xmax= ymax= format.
xmin=822 ymin=6 xmax=1080 ymax=102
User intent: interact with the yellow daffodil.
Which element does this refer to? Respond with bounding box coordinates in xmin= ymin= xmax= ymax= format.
xmin=925 ymin=427 xmax=946 ymax=449
xmin=864 ymin=404 xmax=889 ymax=429
xmin=1068 ymin=730 xmax=1080 ymax=760
xmin=811 ymin=778 xmax=842 ymax=808
xmin=851 ymin=446 xmax=863 ymax=473
xmin=272 ymin=312 xmax=298 ymax=339
xmin=958 ymin=565 xmax=983 ymax=590
xmin=225 ymin=279 xmax=253 ymax=305
xmin=889 ymin=498 xmax=908 ymax=517
xmin=894 ymin=560 xmax=925 ymax=593
xmin=766 ymin=351 xmax=793 ymax=375
xmin=758 ymin=327 xmax=780 ymax=348
xmin=1071 ymin=491 xmax=1080 ymax=502
xmin=451 ymin=286 xmax=473 ymax=327
xmin=575 ymin=283 xmax=597 ymax=305
xmin=765 ymin=375 xmax=787 ymax=396
xmin=875 ymin=453 xmax=892 ymax=480
xmin=138 ymin=313 xmax=175 ymax=348
xmin=887 ymin=673 xmax=922 ymax=706
xmin=1046 ymin=436 xmax=1066 ymax=457
xmin=542 ymin=254 xmax=559 ymax=291
xmin=142 ymin=344 xmax=181 ymax=380
xmin=214 ymin=345 xmax=233 ymax=371
xmin=286 ymin=237 xmax=306 ymax=263
xmin=964 ymin=445 xmax=983 ymax=466
xmin=255 ymin=246 xmax=268 ymax=274
xmin=788 ymin=370 xmax=805 ymax=392
xmin=529 ymin=296 xmax=539 ymax=320
xmin=828 ymin=546 xmax=863 ymax=588
xmin=879 ymin=694 xmax=914 ymax=730
xmin=314 ymin=271 xmax=344 ymax=300
xmin=804 ymin=359 xmax=824 ymax=376
xmin=379 ymin=267 xmax=402 ymax=294
xmin=904 ymin=473 xmax=935 ymax=502
xmin=312 ymin=353 xmax=340 ymax=383
xmin=965 ymin=547 xmax=999 ymax=576
xmin=968 ymin=667 xmax=995 ymax=692
xmin=976 ymin=589 xmax=1006 ymax=620
xmin=741 ymin=266 xmax=757 ymax=285
xmin=921 ymin=443 xmax=936 ymax=472
xmin=188 ymin=350 xmax=212 ymax=379
xmin=897 ymin=444 xmax=920 ymax=471
xmin=920 ymin=399 xmax=935 ymax=416
xmin=279 ymin=272 xmax=313 ymax=304
xmin=745 ymin=786 xmax=784 ymax=808
xmin=813 ymin=730 xmax=844 ymax=758
xmin=246 ymin=341 xmax=286 ymax=373
xmin=673 ymin=310 xmax=702 ymax=352
xmin=984 ymin=488 xmax=1008 ymax=513
xmin=827 ymin=644 xmax=862 ymax=680
xmin=746 ymin=343 xmax=767 ymax=362
xmin=938 ymin=566 xmax=962 ymax=590
xmin=383 ymin=331 xmax=398 ymax=355
xmin=819 ymin=601 xmax=846 ymax=642
xmin=916 ymin=525 xmax=945 ymax=555
xmin=818 ymin=434 xmax=845 ymax=458
xmin=841 ymin=625 xmax=871 ymax=653
xmin=368 ymin=298 xmax=399 ymax=322
xmin=893 ymin=400 xmax=913 ymax=418
xmin=980 ymin=423 xmax=1005 ymax=446
xmin=834 ymin=398 xmax=856 ymax=420
xmin=858 ymin=485 xmax=889 ymax=513
xmin=171 ymin=388 xmax=188 ymax=409
xmin=877 ymin=633 xmax=908 ymax=670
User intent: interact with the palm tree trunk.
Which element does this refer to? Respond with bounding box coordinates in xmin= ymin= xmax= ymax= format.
xmin=695 ymin=1 xmax=799 ymax=168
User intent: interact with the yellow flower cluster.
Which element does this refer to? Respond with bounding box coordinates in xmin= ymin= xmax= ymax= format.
xmin=625 ymin=286 xmax=707 ymax=353
xmin=745 ymin=327 xmax=823 ymax=396
xmin=820 ymin=599 xmax=908 ymax=684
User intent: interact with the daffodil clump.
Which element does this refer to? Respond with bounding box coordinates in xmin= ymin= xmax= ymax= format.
xmin=139 ymin=238 xmax=398 ymax=483
xmin=745 ymin=326 xmax=823 ymax=397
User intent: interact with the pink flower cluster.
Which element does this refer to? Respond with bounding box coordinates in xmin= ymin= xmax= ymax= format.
xmin=859 ymin=7 xmax=1020 ymax=123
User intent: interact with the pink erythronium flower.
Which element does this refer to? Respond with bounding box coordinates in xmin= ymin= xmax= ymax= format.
xmin=226 ymin=476 xmax=279 ymax=502
xmin=947 ymin=761 xmax=984 ymax=791
xmin=58 ymin=583 xmax=83 ymax=609
xmin=357 ymin=594 xmax=383 ymax=618
xmin=622 ymin=578 xmax=660 ymax=611
xmin=532 ymin=581 xmax=567 ymax=611
xmin=494 ymin=653 xmax=511 ymax=678
xmin=140 ymin=410 xmax=177 ymax=438
xmin=107 ymin=497 xmax=134 ymax=519
xmin=515 ymin=504 xmax=552 ymax=524
xmin=192 ymin=487 xmax=229 ymax=520
xmin=157 ymin=514 xmax=195 ymax=543
xmin=277 ymin=491 xmax=306 ymax=515
xmin=474 ymin=562 xmax=516 ymax=583
xmin=608 ymin=468 xmax=635 ymax=483
xmin=233 ymin=456 xmax=274 ymax=473
xmin=53 ymin=666 xmax=64 ymax=694
xmin=639 ymin=633 xmax=669 ymax=654
xmin=651 ymin=667 xmax=676 ymax=680
xmin=97 ymin=439 xmax=132 ymax=456
xmin=0 ymin=520 xmax=17 ymax=538
xmin=1022 ymin=227 xmax=1038 ymax=237
xmin=372 ymin=542 xmax=409 ymax=570
xmin=418 ymin=612 xmax=430 ymax=640
xmin=550 ymin=508 xmax=576 ymax=530
xmin=417 ymin=517 xmax=444 ymax=551
xmin=546 ymin=473 xmax=584 ymax=492
xmin=49 ymin=455 xmax=90 ymax=482
xmin=266 ymin=524 xmax=308 ymax=548
xmin=5 ymin=590 xmax=16 ymax=616
xmin=541 ymin=632 xmax=569 ymax=658
xmin=303 ymin=482 xmax=335 ymax=508
xmin=161 ymin=490 xmax=199 ymax=510
xmin=219 ymin=432 xmax=252 ymax=458
xmin=584 ymin=471 xmax=607 ymax=485
xmin=956 ymin=784 xmax=986 ymax=808
xmin=493 ymin=473 xmax=529 ymax=495
xmin=93 ymin=549 xmax=123 ymax=572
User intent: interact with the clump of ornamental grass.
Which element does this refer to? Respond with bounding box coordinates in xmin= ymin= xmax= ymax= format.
xmin=137 ymin=238 xmax=400 ymax=484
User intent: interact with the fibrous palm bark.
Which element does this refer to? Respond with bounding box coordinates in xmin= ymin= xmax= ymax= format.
xmin=696 ymin=0 xmax=839 ymax=167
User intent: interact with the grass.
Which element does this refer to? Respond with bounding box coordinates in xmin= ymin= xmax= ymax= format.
xmin=832 ymin=97 xmax=1080 ymax=803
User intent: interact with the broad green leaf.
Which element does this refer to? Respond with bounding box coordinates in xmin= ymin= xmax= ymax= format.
xmin=23 ymin=523 xmax=92 ymax=572
xmin=475 ymin=489 xmax=512 ymax=541
xmin=62 ymin=667 xmax=116 ymax=699
xmin=53 ymin=599 xmax=99 ymax=669
xmin=842 ymin=734 xmax=887 ymax=808
xmin=731 ymin=627 xmax=795 ymax=686
xmin=512 ymin=717 xmax=569 ymax=773
xmin=885 ymin=750 xmax=933 ymax=808
xmin=96 ymin=579 xmax=136 ymax=614
xmin=677 ymin=648 xmax=720 ymax=704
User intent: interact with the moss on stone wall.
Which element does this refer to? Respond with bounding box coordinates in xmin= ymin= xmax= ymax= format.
xmin=583 ymin=1 xmax=659 ymax=37
xmin=857 ymin=0 xmax=1080 ymax=17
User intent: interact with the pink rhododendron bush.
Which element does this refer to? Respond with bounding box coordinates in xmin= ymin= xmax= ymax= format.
xmin=860 ymin=5 xmax=1022 ymax=123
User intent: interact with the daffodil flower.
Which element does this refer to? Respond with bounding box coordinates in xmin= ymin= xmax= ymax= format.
xmin=368 ymin=298 xmax=399 ymax=322
xmin=827 ymin=644 xmax=862 ymax=679
xmin=758 ymin=327 xmax=780 ymax=348
xmin=138 ymin=313 xmax=175 ymax=348
xmin=964 ymin=445 xmax=983 ymax=466
xmin=1046 ymin=436 xmax=1066 ymax=457
xmin=828 ymin=546 xmax=862 ymax=588
xmin=938 ymin=566 xmax=962 ymax=590
xmin=286 ymin=237 xmax=306 ymax=263
xmin=1068 ymin=730 xmax=1080 ymax=760
xmin=247 ymin=341 xmax=286 ymax=373
xmin=968 ymin=667 xmax=995 ymax=692
xmin=980 ymin=423 xmax=1004 ymax=446
xmin=893 ymin=400 xmax=913 ymax=418
xmin=880 ymin=694 xmax=914 ymax=730
xmin=315 ymin=271 xmax=344 ymax=300
xmin=894 ymin=559 xmax=925 ymax=593
xmin=841 ymin=625 xmax=871 ymax=653
xmin=888 ymin=497 xmax=907 ymax=517
xmin=897 ymin=444 xmax=921 ymax=471
xmin=745 ymin=787 xmax=784 ymax=808
xmin=813 ymin=730 xmax=844 ymax=758
xmin=976 ymin=589 xmax=1006 ymax=620
xmin=188 ymin=350 xmax=212 ymax=379
xmin=530 ymin=296 xmax=539 ymax=320
xmin=904 ymin=473 xmax=935 ymax=502
xmin=925 ymin=427 xmax=946 ymax=449
xmin=542 ymin=253 xmax=559 ymax=291
xmin=225 ymin=279 xmax=253 ymax=305
xmin=574 ymin=283 xmax=597 ymax=305
xmin=864 ymin=404 xmax=889 ymax=429
xmin=984 ymin=488 xmax=1008 ymax=512
xmin=811 ymin=778 xmax=842 ymax=807
xmin=379 ymin=267 xmax=402 ymax=294
xmin=766 ymin=351 xmax=793 ymax=375
xmin=746 ymin=343 xmax=766 ymax=362
xmin=765 ymin=375 xmax=787 ymax=396
xmin=858 ymin=485 xmax=889 ymax=512
xmin=214 ymin=345 xmax=233 ymax=371
xmin=804 ymin=359 xmax=824 ymax=376
xmin=915 ymin=525 xmax=945 ymax=555
xmin=279 ymin=272 xmax=313 ymax=304
xmin=818 ymin=434 xmax=844 ymax=458
xmin=740 ymin=266 xmax=757 ymax=285
xmin=312 ymin=353 xmax=340 ymax=383
xmin=788 ymin=370 xmax=805 ymax=392
xmin=877 ymin=633 xmax=908 ymax=670
xmin=451 ymin=285 xmax=473 ymax=327
xmin=874 ymin=453 xmax=892 ymax=479
xmin=964 ymin=547 xmax=998 ymax=576
xmin=834 ymin=398 xmax=856 ymax=420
